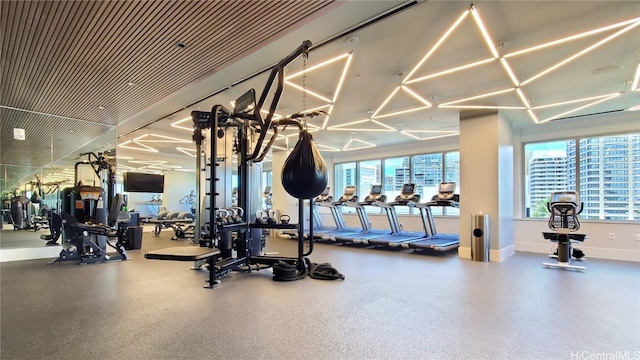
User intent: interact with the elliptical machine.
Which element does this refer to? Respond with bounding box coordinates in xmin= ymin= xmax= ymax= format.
xmin=541 ymin=191 xmax=587 ymax=271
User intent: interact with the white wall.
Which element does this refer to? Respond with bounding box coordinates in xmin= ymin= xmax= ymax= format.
xmin=162 ymin=170 xmax=196 ymax=213
xmin=307 ymin=110 xmax=639 ymax=262
xmin=332 ymin=213 xmax=639 ymax=262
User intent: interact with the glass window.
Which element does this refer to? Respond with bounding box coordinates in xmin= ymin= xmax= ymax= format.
xmin=334 ymin=162 xmax=356 ymax=199
xmin=524 ymin=132 xmax=639 ymax=221
xmin=445 ymin=151 xmax=460 ymax=216
xmin=357 ymin=160 xmax=381 ymax=200
xmin=412 ymin=153 xmax=443 ymax=215
xmin=262 ymin=171 xmax=272 ymax=190
xmin=383 ymin=157 xmax=410 ymax=214
xmin=524 ymin=140 xmax=576 ymax=218
xmin=579 ymin=133 xmax=639 ymax=220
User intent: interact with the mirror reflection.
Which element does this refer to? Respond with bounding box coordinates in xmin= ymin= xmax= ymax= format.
xmin=0 ymin=109 xmax=116 ymax=250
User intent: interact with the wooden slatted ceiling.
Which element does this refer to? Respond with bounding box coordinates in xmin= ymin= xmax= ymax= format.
xmin=1 ymin=0 xmax=335 ymax=125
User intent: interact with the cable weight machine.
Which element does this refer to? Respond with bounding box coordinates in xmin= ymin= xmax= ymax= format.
xmin=147 ymin=40 xmax=343 ymax=287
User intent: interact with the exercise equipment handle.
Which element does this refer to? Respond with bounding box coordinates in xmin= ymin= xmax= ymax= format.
xmin=250 ymin=40 xmax=312 ymax=161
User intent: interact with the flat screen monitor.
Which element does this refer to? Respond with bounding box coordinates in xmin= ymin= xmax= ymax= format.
xmin=123 ymin=172 xmax=164 ymax=193
xmin=401 ymin=183 xmax=415 ymax=195
xmin=370 ymin=185 xmax=382 ymax=195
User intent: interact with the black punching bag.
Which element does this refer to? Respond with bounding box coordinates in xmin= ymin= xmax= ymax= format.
xmin=281 ymin=130 xmax=328 ymax=199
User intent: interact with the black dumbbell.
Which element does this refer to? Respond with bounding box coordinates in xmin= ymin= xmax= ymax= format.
xmin=280 ymin=214 xmax=291 ymax=225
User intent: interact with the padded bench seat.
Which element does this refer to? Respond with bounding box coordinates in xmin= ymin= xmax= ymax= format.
xmin=145 ymin=246 xmax=221 ymax=261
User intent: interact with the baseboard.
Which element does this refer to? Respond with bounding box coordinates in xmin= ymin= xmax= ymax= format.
xmin=515 ymin=241 xmax=640 ymax=262
xmin=0 ymin=246 xmax=61 ymax=262
xmin=458 ymin=246 xmax=471 ymax=259
xmin=492 ymin=244 xmax=515 ymax=262
xmin=458 ymin=245 xmax=514 ymax=262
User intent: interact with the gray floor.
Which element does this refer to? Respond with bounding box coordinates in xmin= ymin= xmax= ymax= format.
xmin=1 ymin=230 xmax=639 ymax=360
xmin=0 ymin=225 xmax=54 ymax=248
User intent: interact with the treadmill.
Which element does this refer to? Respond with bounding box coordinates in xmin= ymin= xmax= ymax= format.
xmin=366 ymin=183 xmax=429 ymax=247
xmin=281 ymin=187 xmax=335 ymax=239
xmin=402 ymin=182 xmax=460 ymax=252
xmin=334 ymin=185 xmax=392 ymax=244
xmin=307 ymin=187 xmax=359 ymax=241
xmin=313 ymin=186 xmax=367 ymax=241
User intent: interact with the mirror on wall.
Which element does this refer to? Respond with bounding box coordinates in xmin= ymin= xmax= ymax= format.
xmin=0 ymin=108 xmax=116 ymax=250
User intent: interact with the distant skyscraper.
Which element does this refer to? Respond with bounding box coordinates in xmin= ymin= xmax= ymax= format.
xmin=528 ymin=156 xmax=568 ymax=214
xmin=568 ymin=134 xmax=640 ymax=220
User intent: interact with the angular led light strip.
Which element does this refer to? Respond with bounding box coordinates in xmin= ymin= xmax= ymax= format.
xmin=327 ymin=118 xmax=396 ymax=132
xmin=520 ymin=22 xmax=640 ymax=86
xmin=285 ymin=52 xmax=351 ymax=80
xmin=400 ymin=130 xmax=460 ymax=141
xmin=134 ymin=133 xmax=191 ymax=143
xmin=118 ymin=139 xmax=158 ymax=153
xmin=283 ymin=52 xmax=353 ymax=129
xmin=315 ymin=144 xmax=341 ymax=152
xmin=405 ymin=58 xmax=495 ymax=84
xmin=404 ymin=8 xmax=471 ymax=81
xmin=176 ymin=147 xmax=197 ymax=157
xmin=536 ymin=93 xmax=622 ymax=123
xmin=632 ymin=63 xmax=640 ymax=91
xmin=343 ymin=138 xmax=376 ymax=151
xmin=170 ymin=117 xmax=193 ymax=131
xmin=284 ymin=82 xmax=333 ymax=103
xmin=504 ymin=17 xmax=640 ymax=58
xmin=439 ymin=87 xmax=516 ymax=108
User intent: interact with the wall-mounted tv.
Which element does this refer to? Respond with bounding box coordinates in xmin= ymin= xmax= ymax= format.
xmin=123 ymin=172 xmax=164 ymax=193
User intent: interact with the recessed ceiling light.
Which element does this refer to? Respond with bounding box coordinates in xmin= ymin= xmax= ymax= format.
xmin=346 ymin=36 xmax=359 ymax=45
xmin=97 ymin=106 xmax=105 ymax=110
xmin=127 ymin=82 xmax=136 ymax=86
xmin=69 ymin=130 xmax=75 ymax=133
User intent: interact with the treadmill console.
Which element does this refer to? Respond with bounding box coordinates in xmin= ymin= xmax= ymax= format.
xmin=315 ymin=187 xmax=333 ymax=203
xmin=427 ymin=182 xmax=460 ymax=207
xmin=437 ymin=182 xmax=456 ymax=200
xmin=393 ymin=183 xmax=419 ymax=204
xmin=363 ymin=185 xmax=386 ymax=204
xmin=338 ymin=186 xmax=358 ymax=203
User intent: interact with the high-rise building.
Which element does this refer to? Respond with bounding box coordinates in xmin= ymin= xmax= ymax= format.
xmin=568 ymin=134 xmax=640 ymax=220
xmin=527 ymin=156 xmax=568 ymax=216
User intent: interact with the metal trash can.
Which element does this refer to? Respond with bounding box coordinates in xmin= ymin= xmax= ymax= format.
xmin=471 ymin=214 xmax=490 ymax=262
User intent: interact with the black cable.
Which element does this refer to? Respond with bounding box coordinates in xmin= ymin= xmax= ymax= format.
xmin=272 ymin=258 xmax=344 ymax=282
xmin=307 ymin=259 xmax=345 ymax=281
xmin=272 ymin=261 xmax=307 ymax=281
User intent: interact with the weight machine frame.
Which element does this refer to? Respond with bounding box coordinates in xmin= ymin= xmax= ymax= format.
xmin=188 ymin=41 xmax=318 ymax=287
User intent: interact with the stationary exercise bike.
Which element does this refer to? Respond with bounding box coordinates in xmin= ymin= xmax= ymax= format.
xmin=541 ymin=191 xmax=587 ymax=271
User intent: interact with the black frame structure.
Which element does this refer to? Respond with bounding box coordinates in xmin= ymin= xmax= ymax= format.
xmin=147 ymin=41 xmax=320 ymax=288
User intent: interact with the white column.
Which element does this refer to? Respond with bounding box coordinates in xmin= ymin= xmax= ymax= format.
xmin=459 ymin=111 xmax=514 ymax=261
